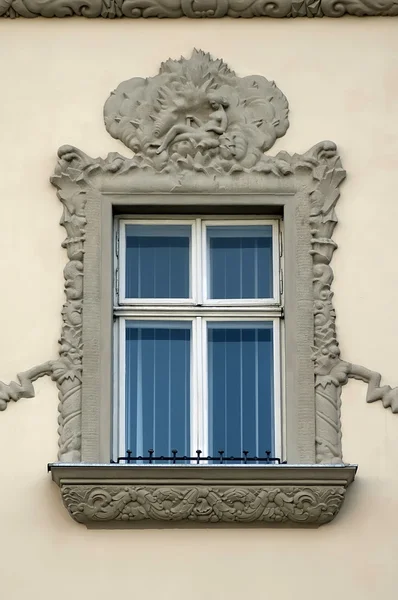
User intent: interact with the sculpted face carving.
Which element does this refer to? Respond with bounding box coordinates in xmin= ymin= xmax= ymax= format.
xmin=104 ymin=49 xmax=289 ymax=172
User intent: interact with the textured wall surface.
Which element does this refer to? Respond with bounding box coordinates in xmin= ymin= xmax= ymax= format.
xmin=0 ymin=18 xmax=397 ymax=600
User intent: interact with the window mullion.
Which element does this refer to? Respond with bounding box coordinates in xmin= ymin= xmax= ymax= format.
xmin=195 ymin=218 xmax=203 ymax=305
xmin=201 ymin=317 xmax=208 ymax=457
xmin=191 ymin=315 xmax=209 ymax=459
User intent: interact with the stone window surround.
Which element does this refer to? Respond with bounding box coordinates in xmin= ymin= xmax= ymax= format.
xmin=1 ymin=48 xmax=397 ymax=526
xmin=45 ymin=140 xmax=398 ymax=468
xmin=46 ymin=138 xmax=358 ymax=527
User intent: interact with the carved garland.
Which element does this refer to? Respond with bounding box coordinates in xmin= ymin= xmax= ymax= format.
xmin=1 ymin=0 xmax=398 ymax=19
xmin=0 ymin=50 xmax=397 ymax=467
xmin=61 ymin=484 xmax=346 ymax=525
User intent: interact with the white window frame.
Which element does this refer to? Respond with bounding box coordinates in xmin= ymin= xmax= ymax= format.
xmin=118 ymin=218 xmax=198 ymax=305
xmin=201 ymin=219 xmax=280 ymax=306
xmin=113 ymin=215 xmax=284 ymax=462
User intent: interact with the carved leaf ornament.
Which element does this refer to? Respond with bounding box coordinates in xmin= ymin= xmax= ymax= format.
xmin=0 ymin=50 xmax=397 ymax=477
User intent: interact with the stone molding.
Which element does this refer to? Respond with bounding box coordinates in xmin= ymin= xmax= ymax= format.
xmin=49 ymin=463 xmax=357 ymax=526
xmin=1 ymin=0 xmax=398 ymax=19
xmin=0 ymin=49 xmax=397 ymax=469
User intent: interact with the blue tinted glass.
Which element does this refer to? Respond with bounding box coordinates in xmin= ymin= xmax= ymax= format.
xmin=125 ymin=225 xmax=190 ymax=298
xmin=125 ymin=321 xmax=191 ymax=460
xmin=207 ymin=225 xmax=273 ymax=299
xmin=208 ymin=322 xmax=274 ymax=458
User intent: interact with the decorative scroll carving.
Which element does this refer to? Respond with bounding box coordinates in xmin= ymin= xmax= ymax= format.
xmin=61 ymin=484 xmax=346 ymax=525
xmin=309 ymin=149 xmax=347 ymax=464
xmin=50 ymin=149 xmax=88 ymax=462
xmin=0 ymin=363 xmax=54 ymax=411
xmin=348 ymin=365 xmax=398 ymax=412
xmin=1 ymin=0 xmax=397 ymax=19
xmin=50 ymin=463 xmax=356 ymax=526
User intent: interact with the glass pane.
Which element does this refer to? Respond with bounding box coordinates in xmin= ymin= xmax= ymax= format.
xmin=125 ymin=321 xmax=191 ymax=460
xmin=125 ymin=224 xmax=191 ymax=299
xmin=207 ymin=225 xmax=273 ymax=299
xmin=208 ymin=322 xmax=274 ymax=459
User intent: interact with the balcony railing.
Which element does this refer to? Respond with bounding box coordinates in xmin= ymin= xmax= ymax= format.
xmin=111 ymin=449 xmax=285 ymax=465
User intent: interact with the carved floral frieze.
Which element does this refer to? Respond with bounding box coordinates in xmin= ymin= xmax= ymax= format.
xmin=1 ymin=0 xmax=398 ymax=19
xmin=63 ymin=484 xmax=346 ymax=524
xmin=50 ymin=464 xmax=357 ymax=526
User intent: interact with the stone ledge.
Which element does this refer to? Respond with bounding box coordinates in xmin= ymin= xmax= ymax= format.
xmin=49 ymin=463 xmax=357 ymax=527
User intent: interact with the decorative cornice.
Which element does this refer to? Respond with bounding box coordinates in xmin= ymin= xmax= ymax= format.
xmin=1 ymin=0 xmax=397 ymax=19
xmin=49 ymin=463 xmax=357 ymax=526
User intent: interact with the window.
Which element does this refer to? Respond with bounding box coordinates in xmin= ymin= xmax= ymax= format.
xmin=47 ymin=53 xmax=356 ymax=525
xmin=113 ymin=217 xmax=283 ymax=462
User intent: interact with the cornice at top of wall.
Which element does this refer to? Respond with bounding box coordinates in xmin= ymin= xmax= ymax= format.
xmin=1 ymin=0 xmax=398 ymax=20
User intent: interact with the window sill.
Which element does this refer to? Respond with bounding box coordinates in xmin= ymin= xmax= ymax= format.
xmin=49 ymin=463 xmax=357 ymax=527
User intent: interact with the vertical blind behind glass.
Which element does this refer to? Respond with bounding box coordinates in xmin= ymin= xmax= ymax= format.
xmin=207 ymin=225 xmax=274 ymax=299
xmin=125 ymin=321 xmax=191 ymax=458
xmin=125 ymin=224 xmax=191 ymax=299
xmin=208 ymin=322 xmax=274 ymax=458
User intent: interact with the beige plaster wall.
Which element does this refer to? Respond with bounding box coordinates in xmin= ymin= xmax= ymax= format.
xmin=0 ymin=17 xmax=398 ymax=600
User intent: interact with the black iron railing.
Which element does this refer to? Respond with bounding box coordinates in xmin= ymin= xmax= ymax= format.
xmin=111 ymin=449 xmax=285 ymax=465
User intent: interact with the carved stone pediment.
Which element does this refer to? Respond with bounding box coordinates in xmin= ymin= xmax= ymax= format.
xmin=104 ymin=49 xmax=289 ymax=174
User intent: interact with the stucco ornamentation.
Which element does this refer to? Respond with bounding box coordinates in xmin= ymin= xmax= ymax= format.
xmin=104 ymin=50 xmax=289 ymax=172
xmin=0 ymin=149 xmax=87 ymax=462
xmin=0 ymin=0 xmax=397 ymax=18
xmin=62 ymin=484 xmax=345 ymax=525
xmin=0 ymin=363 xmax=54 ymax=411
xmin=0 ymin=49 xmax=396 ymax=471
xmin=50 ymin=164 xmax=86 ymax=462
xmin=50 ymin=463 xmax=356 ymax=526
